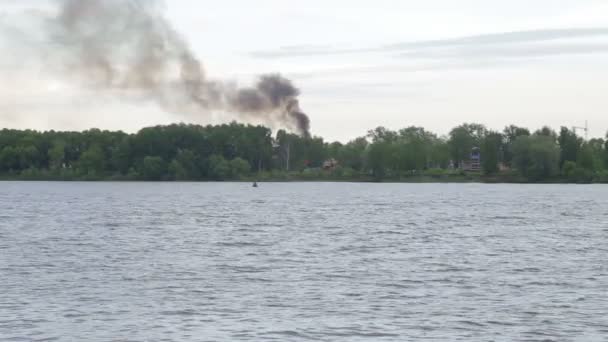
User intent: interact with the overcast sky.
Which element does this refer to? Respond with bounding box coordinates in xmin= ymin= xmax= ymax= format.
xmin=2 ymin=0 xmax=608 ymax=141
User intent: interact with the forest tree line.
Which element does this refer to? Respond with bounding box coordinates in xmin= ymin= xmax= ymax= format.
xmin=1 ymin=122 xmax=607 ymax=182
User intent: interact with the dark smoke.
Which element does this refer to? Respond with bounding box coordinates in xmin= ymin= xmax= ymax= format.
xmin=287 ymin=100 xmax=311 ymax=137
xmin=230 ymin=75 xmax=310 ymax=137
xmin=8 ymin=0 xmax=312 ymax=136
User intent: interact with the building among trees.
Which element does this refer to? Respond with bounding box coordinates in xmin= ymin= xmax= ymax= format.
xmin=1 ymin=122 xmax=607 ymax=183
xmin=461 ymin=147 xmax=481 ymax=172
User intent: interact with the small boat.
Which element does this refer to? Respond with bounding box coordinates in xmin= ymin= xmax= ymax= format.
xmin=252 ymin=181 xmax=258 ymax=188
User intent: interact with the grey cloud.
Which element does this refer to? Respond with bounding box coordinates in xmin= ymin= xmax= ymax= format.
xmin=384 ymin=28 xmax=608 ymax=50
xmin=250 ymin=28 xmax=608 ymax=58
xmin=250 ymin=45 xmax=368 ymax=58
xmin=288 ymin=60 xmax=508 ymax=79
xmin=399 ymin=43 xmax=608 ymax=60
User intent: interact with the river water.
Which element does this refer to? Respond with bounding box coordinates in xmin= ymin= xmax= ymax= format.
xmin=1 ymin=182 xmax=607 ymax=341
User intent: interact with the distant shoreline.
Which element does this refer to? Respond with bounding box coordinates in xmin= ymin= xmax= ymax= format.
xmin=0 ymin=174 xmax=600 ymax=184
xmin=1 ymin=122 xmax=606 ymax=184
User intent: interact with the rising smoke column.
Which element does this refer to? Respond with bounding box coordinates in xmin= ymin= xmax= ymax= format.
xmin=23 ymin=0 xmax=312 ymax=136
xmin=232 ymin=75 xmax=311 ymax=136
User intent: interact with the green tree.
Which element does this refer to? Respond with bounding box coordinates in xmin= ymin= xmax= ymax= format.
xmin=562 ymin=161 xmax=577 ymax=180
xmin=142 ymin=156 xmax=166 ymax=180
xmin=172 ymin=149 xmax=200 ymax=180
xmin=1 ymin=122 xmax=607 ymax=183
xmin=78 ymin=144 xmax=105 ymax=176
xmin=168 ymin=160 xmax=188 ymax=180
xmin=0 ymin=146 xmax=19 ymax=172
xmin=110 ymin=138 xmax=132 ymax=175
xmin=11 ymin=145 xmax=42 ymax=171
xmin=208 ymin=154 xmax=230 ymax=180
xmin=513 ymin=134 xmax=559 ymax=181
xmin=366 ymin=127 xmax=398 ymax=178
xmin=586 ymin=138 xmax=606 ymax=170
xmin=429 ymin=140 xmax=450 ymax=169
xmin=481 ymin=131 xmax=503 ymax=174
xmin=503 ymin=125 xmax=530 ymax=166
xmin=229 ymin=157 xmax=251 ymax=178
xmin=577 ymin=143 xmax=595 ymax=171
xmin=339 ymin=137 xmax=368 ymax=171
xmin=396 ymin=127 xmax=439 ymax=171
xmin=557 ymin=127 xmax=581 ymax=170
xmin=534 ymin=126 xmax=557 ymax=140
xmin=448 ymin=123 xmax=487 ymax=167
xmin=48 ymin=141 xmax=66 ymax=171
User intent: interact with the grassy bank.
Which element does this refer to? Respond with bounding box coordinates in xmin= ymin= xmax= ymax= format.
xmin=1 ymin=168 xmax=603 ymax=183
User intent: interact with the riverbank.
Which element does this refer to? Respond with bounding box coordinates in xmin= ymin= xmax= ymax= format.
xmin=2 ymin=123 xmax=606 ymax=185
xmin=0 ymin=170 xmax=602 ymax=183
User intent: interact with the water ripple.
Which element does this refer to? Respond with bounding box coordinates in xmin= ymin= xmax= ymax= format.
xmin=1 ymin=182 xmax=607 ymax=341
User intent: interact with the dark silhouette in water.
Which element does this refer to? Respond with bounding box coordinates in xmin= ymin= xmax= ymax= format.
xmin=253 ymin=181 xmax=258 ymax=188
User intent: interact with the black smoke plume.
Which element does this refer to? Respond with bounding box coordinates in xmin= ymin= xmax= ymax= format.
xmin=6 ymin=0 xmax=311 ymax=136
